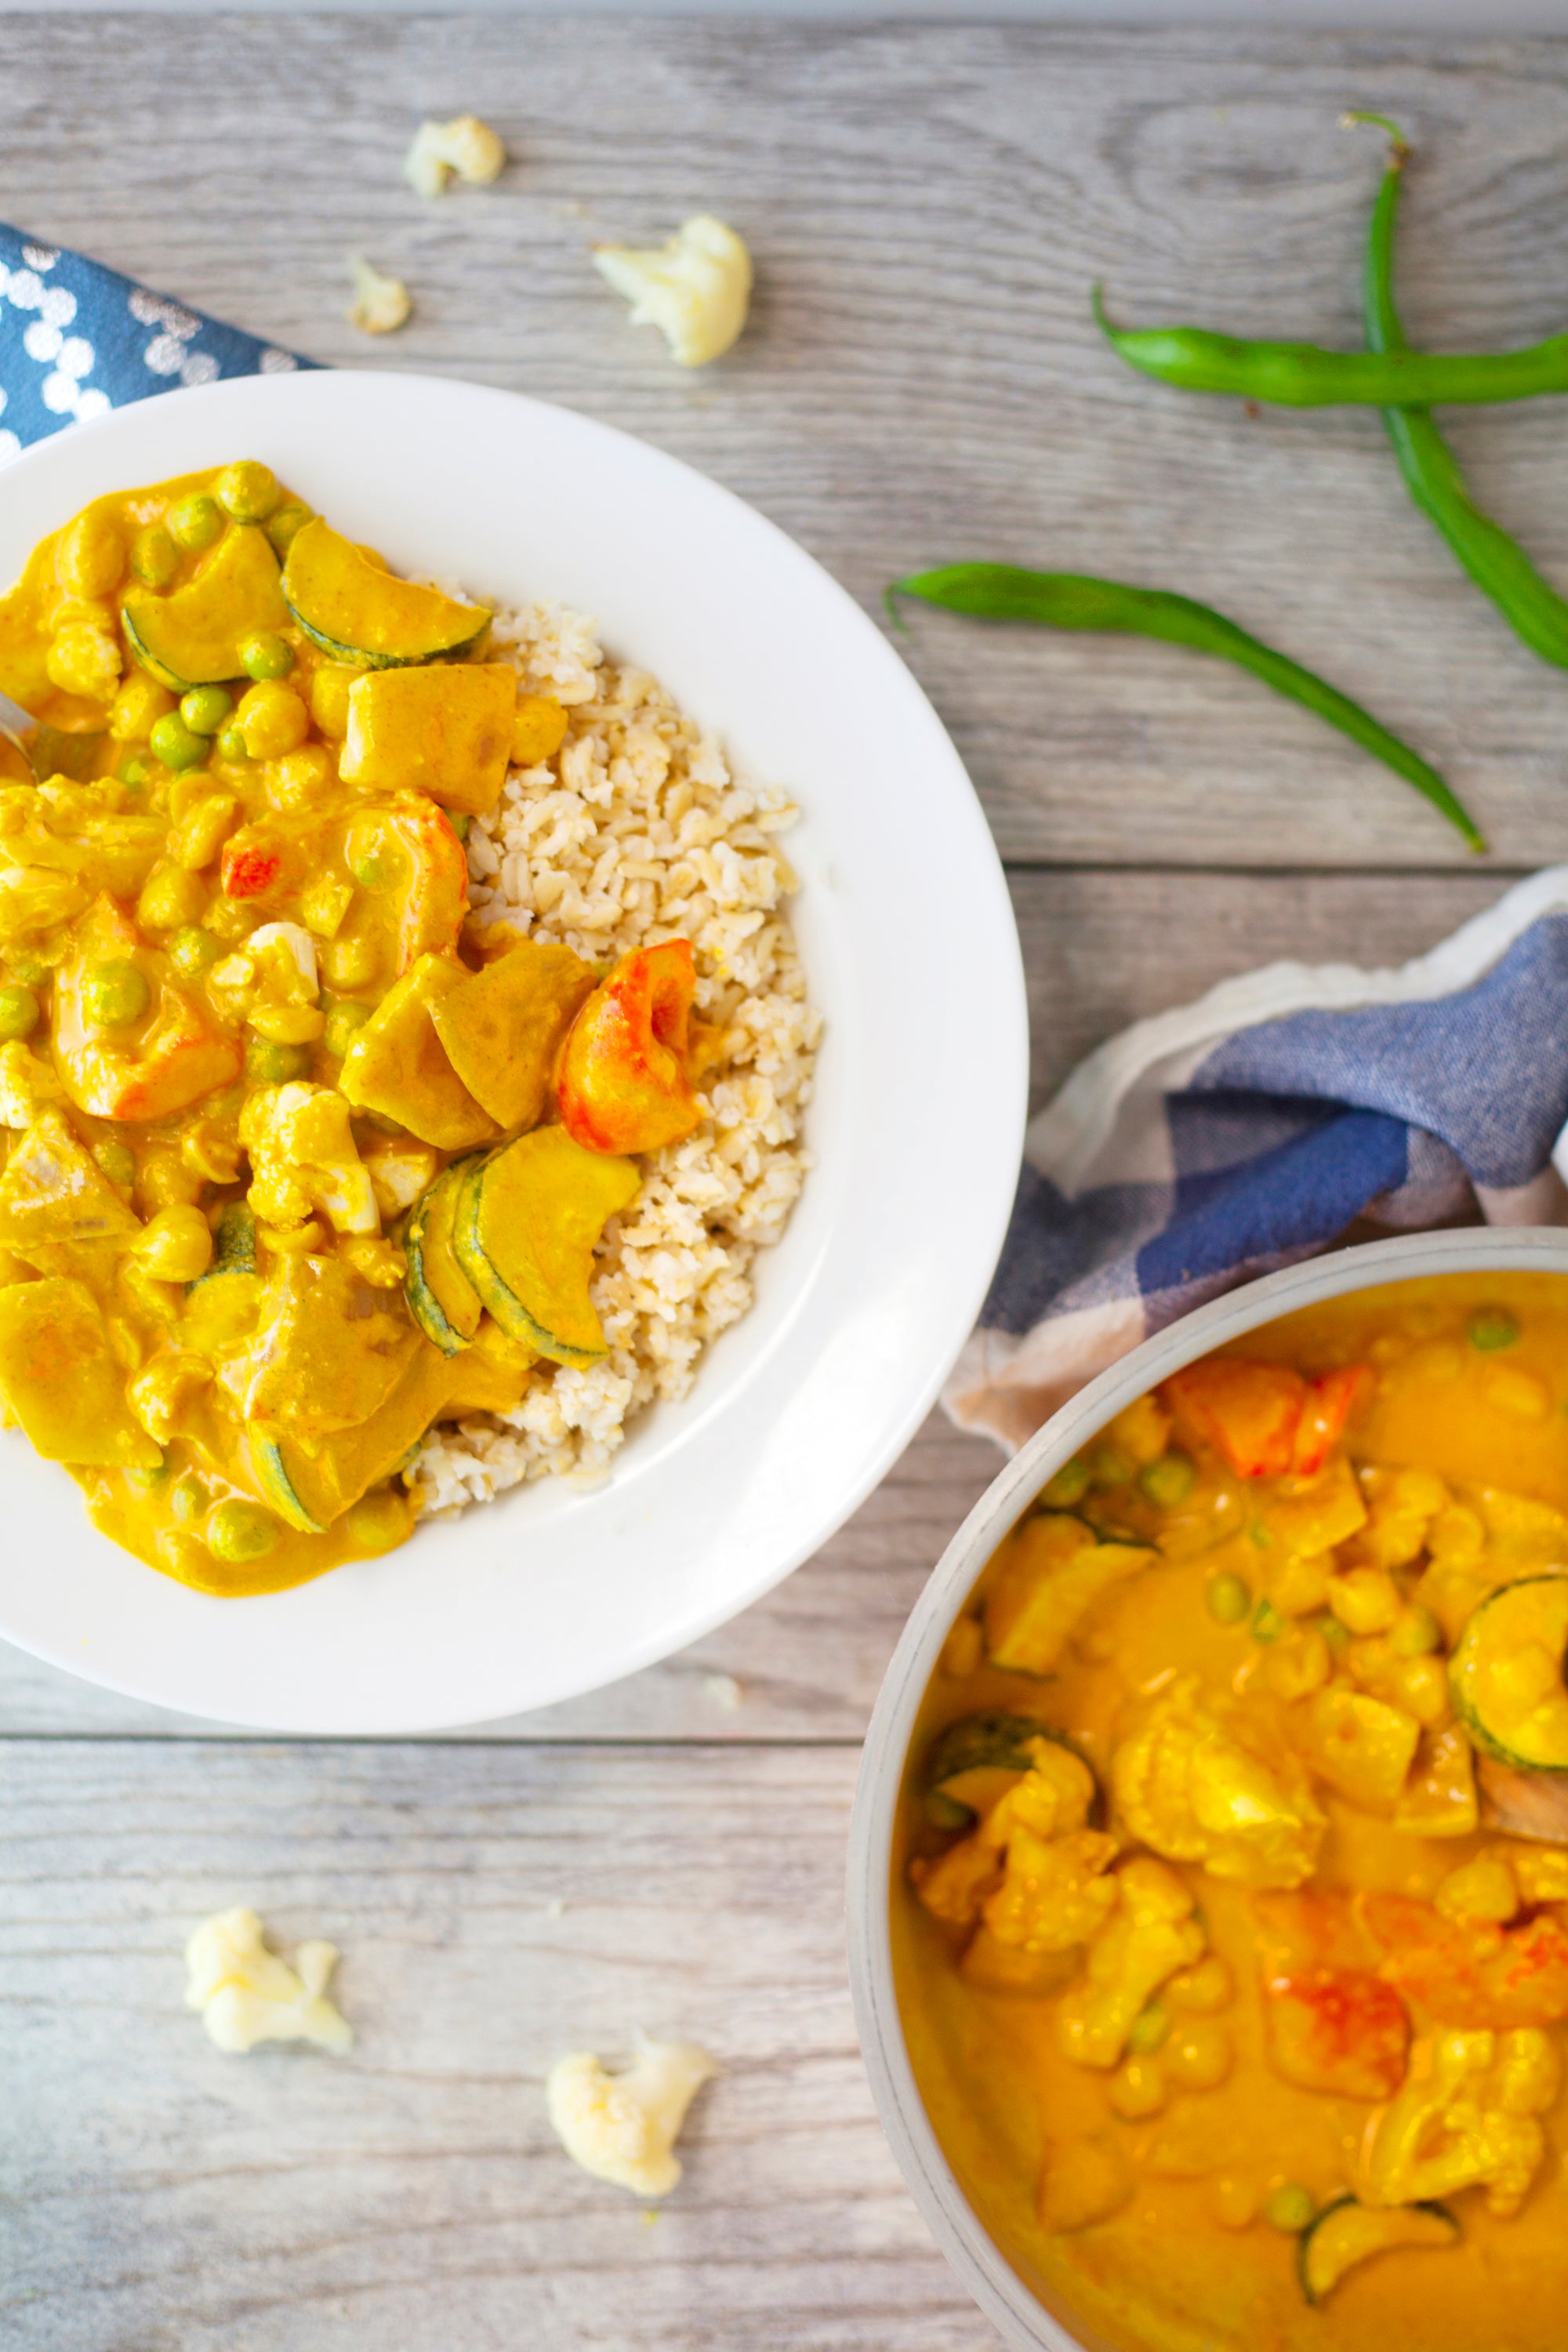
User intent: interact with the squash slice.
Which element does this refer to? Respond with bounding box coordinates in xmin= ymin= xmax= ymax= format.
xmin=983 ymin=1512 xmax=1157 ymax=1675
xmin=0 ymin=1107 xmax=139 ymax=1257
xmin=0 ymin=1276 xmax=162 ymax=1467
xmin=216 ymin=1253 xmax=419 ymax=1443
xmin=452 ymin=1127 xmax=639 ymax=1368
xmin=122 ymin=524 xmax=288 ymax=691
xmin=429 ymin=938 xmax=598 ymax=1131
xmin=339 ymin=953 xmax=499 ymax=1151
xmin=282 ymin=520 xmax=489 ymax=668
xmin=340 ymin=663 xmax=517 ymax=814
xmin=1298 ymin=2197 xmax=1457 ymax=2307
xmin=404 ymin=1160 xmax=485 ymax=1355
xmin=1450 ymin=1577 xmax=1568 ymax=1770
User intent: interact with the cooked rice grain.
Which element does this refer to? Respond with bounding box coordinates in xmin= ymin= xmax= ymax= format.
xmin=410 ymin=604 xmax=818 ymax=1513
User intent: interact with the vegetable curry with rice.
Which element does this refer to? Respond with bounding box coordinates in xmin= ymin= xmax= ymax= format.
xmin=0 ymin=462 xmax=716 ymax=1593
xmin=896 ymin=1273 xmax=1568 ymax=2350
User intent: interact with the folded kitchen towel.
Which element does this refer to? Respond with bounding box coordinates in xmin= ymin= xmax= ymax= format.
xmin=947 ymin=866 xmax=1568 ymax=1452
xmin=0 ymin=225 xmax=316 ymax=463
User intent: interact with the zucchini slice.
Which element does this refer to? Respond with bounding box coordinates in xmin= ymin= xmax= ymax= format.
xmin=1450 ymin=1577 xmax=1568 ymax=1770
xmin=282 ymin=519 xmax=489 ymax=668
xmin=1298 ymin=2198 xmax=1457 ymax=2307
xmin=404 ymin=1161 xmax=484 ymax=1356
xmin=452 ymin=1126 xmax=639 ymax=1370
xmin=983 ymin=1512 xmax=1157 ymax=1675
xmin=122 ymin=524 xmax=288 ymax=691
xmin=921 ymin=1709 xmax=1072 ymax=1828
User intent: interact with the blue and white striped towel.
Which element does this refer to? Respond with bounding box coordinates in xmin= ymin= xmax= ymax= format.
xmin=0 ymin=224 xmax=316 ymax=463
xmin=946 ymin=869 xmax=1568 ymax=1450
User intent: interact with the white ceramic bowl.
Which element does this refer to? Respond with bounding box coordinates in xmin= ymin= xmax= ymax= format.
xmin=848 ymin=1225 xmax=1568 ymax=2352
xmin=0 ymin=369 xmax=1027 ymax=1732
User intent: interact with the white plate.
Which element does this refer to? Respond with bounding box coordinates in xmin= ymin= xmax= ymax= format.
xmin=0 ymin=369 xmax=1027 ymax=1733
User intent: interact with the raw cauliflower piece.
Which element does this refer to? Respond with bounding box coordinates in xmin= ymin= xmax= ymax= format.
xmin=404 ymin=114 xmax=506 ymax=198
xmin=593 ymin=215 xmax=752 ymax=368
xmin=347 ymin=253 xmax=411 ymax=336
xmin=548 ymin=2035 xmax=717 ymax=2196
xmin=185 ymin=1906 xmax=353 ymax=2056
xmin=1112 ymin=1675 xmax=1325 ymax=1889
xmin=239 ymin=1080 xmax=379 ymax=1236
xmin=1359 ymin=2027 xmax=1560 ymax=2218
xmin=1058 ymin=1857 xmax=1205 ymax=2068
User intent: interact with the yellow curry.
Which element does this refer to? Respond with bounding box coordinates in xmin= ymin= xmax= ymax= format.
xmin=898 ymin=1273 xmax=1568 ymax=2352
xmin=0 ymin=463 xmax=711 ymax=1594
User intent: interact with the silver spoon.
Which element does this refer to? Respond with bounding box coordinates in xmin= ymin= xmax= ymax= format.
xmin=0 ymin=682 xmax=107 ymax=782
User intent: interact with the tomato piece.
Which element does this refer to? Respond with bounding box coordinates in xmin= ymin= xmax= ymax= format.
xmin=557 ymin=938 xmax=705 ymax=1156
xmin=1265 ymin=1966 xmax=1410 ymax=2099
xmin=1292 ymin=1365 xmax=1374 ymax=1475
xmin=221 ymin=833 xmax=285 ymax=901
xmin=1163 ymin=1358 xmax=1306 ymax=1479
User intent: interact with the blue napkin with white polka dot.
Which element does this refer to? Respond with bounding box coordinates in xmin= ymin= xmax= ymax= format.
xmin=0 ymin=225 xmax=318 ymax=463
xmin=947 ymin=868 xmax=1568 ymax=1450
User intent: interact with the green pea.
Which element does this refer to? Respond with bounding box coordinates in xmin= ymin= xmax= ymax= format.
xmin=118 ymin=753 xmax=154 ymax=789
xmin=1252 ymin=1596 xmax=1286 ymax=1645
xmin=1468 ymin=1305 xmax=1520 ymax=1352
xmin=1127 ymin=2002 xmax=1170 ymax=2056
xmin=449 ymin=811 xmax=472 ymax=843
xmin=170 ymin=1472 xmax=206 ymax=1522
xmin=92 ymin=1138 xmax=136 ymax=1191
xmin=8 ymin=952 xmax=50 ymax=987
xmin=82 ymin=958 xmax=151 ymax=1029
xmin=266 ymin=503 xmax=313 ymax=559
xmin=1139 ymin=1451 xmax=1196 ymax=1509
xmin=0 ymin=983 xmax=40 ymax=1040
xmin=343 ymin=1485 xmax=412 ymax=1555
xmin=205 ymin=1497 xmax=281 ymax=1563
xmin=1207 ymin=1572 xmax=1250 ymax=1626
xmin=216 ymin=722 xmax=251 ymax=763
xmin=323 ymin=999 xmax=371 ymax=1060
xmin=245 ymin=1035 xmax=311 ymax=1084
xmin=148 ymin=713 xmax=208 ymax=772
xmin=1391 ymin=1603 xmax=1443 ymax=1658
xmin=1088 ymin=1443 xmax=1133 ymax=1490
xmin=168 ymin=925 xmax=223 ymax=978
xmin=123 ymin=1460 xmax=169 ymax=1492
xmin=139 ymin=866 xmax=207 ymax=933
xmin=1039 ymin=1457 xmax=1091 ymax=1511
xmin=130 ymin=524 xmax=180 ymax=587
xmin=349 ymin=845 xmax=390 ymax=891
xmin=239 ymin=631 xmax=294 ymax=682
xmin=1316 ymin=1611 xmax=1351 ymax=1655
xmin=179 ymin=684 xmax=233 ymax=737
xmin=1265 ymin=2183 xmax=1316 ymax=2234
xmin=165 ymin=493 xmax=223 ymax=552
xmin=214 ymin=461 xmax=280 ymax=524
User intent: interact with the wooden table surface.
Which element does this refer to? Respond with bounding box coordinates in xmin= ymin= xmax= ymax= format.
xmin=4 ymin=19 xmax=1566 ymax=2349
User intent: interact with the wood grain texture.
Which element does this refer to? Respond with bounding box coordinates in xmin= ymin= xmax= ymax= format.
xmin=4 ymin=22 xmax=1568 ymax=866
xmin=0 ymin=1740 xmax=996 ymax=2352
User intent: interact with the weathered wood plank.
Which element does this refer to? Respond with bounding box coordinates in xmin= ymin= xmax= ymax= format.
xmin=0 ymin=1740 xmax=999 ymax=2352
xmin=3 ymin=24 xmax=1568 ymax=865
xmin=0 ymin=863 xmax=1523 ymax=1739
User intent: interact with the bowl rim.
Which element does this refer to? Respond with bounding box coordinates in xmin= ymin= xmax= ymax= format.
xmin=848 ymin=1224 xmax=1568 ymax=2352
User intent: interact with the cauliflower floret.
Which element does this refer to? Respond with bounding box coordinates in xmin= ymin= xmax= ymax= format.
xmin=347 ymin=253 xmax=411 ymax=336
xmin=239 ymin=1080 xmax=379 ymax=1236
xmin=45 ymin=620 xmax=121 ymax=703
xmin=912 ymin=1736 xmax=1102 ymax=1932
xmin=1112 ymin=1675 xmax=1325 ymax=1889
xmin=984 ymin=1826 xmax=1120 ymax=1955
xmin=593 ymin=215 xmax=752 ymax=368
xmin=0 ymin=1039 xmax=65 ymax=1130
xmin=1359 ymin=2027 xmax=1560 ymax=2218
xmin=1058 ymin=1856 xmax=1205 ymax=2068
xmin=547 ymin=2035 xmax=717 ymax=2197
xmin=361 ymin=1136 xmax=439 ymax=1218
xmin=404 ymin=113 xmax=506 ymax=198
xmin=185 ymin=1905 xmax=352 ymax=2056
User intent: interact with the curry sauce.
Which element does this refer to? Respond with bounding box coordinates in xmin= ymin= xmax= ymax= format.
xmin=0 ymin=465 xmax=709 ymax=1593
xmin=898 ymin=1273 xmax=1568 ymax=2352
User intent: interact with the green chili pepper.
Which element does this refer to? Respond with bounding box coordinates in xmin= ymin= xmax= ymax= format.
xmin=887 ymin=564 xmax=1484 ymax=851
xmin=1092 ymin=283 xmax=1568 ymax=408
xmin=1352 ymin=115 xmax=1568 ymax=670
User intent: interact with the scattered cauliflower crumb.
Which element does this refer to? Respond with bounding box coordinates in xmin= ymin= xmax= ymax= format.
xmin=347 ymin=253 xmax=412 ymax=336
xmin=185 ymin=1905 xmax=354 ymax=2056
xmin=702 ymin=1671 xmax=744 ymax=1711
xmin=593 ymin=215 xmax=752 ymax=367
xmin=544 ymin=1896 xmax=568 ymax=1920
xmin=404 ymin=114 xmax=506 ymax=198
xmin=547 ymin=2034 xmax=717 ymax=2195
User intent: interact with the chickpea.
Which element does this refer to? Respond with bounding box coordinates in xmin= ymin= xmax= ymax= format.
xmin=46 ymin=622 xmax=121 ymax=702
xmin=1165 ymin=1957 xmax=1232 ymax=2015
xmin=132 ymin=1205 xmax=214 ymax=1284
xmin=309 ymin=662 xmax=358 ymax=739
xmin=1163 ymin=2020 xmax=1232 ymax=2092
xmin=321 ymin=932 xmax=382 ymax=992
xmin=1109 ymin=2056 xmax=1167 ymax=2120
xmin=108 ymin=673 xmax=175 ymax=743
xmin=344 ymin=1486 xmax=414 ymax=1555
xmin=137 ymin=862 xmax=208 ymax=933
xmin=56 ymin=510 xmax=125 ymax=599
xmin=1264 ymin=2183 xmax=1316 ymax=2234
xmin=235 ymin=681 xmax=309 ymax=760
